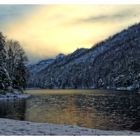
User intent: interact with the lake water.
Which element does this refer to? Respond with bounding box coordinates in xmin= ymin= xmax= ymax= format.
xmin=0 ymin=89 xmax=140 ymax=131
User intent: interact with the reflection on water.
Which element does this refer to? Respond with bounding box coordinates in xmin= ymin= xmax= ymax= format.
xmin=0 ymin=99 xmax=26 ymax=120
xmin=0 ymin=90 xmax=140 ymax=131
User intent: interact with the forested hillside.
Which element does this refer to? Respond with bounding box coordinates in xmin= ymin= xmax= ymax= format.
xmin=27 ymin=23 xmax=140 ymax=90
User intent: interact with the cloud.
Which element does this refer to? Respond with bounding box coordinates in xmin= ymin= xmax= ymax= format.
xmin=0 ymin=5 xmax=39 ymax=29
xmin=2 ymin=5 xmax=140 ymax=63
xmin=75 ymin=7 xmax=140 ymax=24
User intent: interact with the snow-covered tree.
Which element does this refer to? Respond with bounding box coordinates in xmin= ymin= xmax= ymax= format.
xmin=5 ymin=40 xmax=28 ymax=91
xmin=0 ymin=32 xmax=12 ymax=91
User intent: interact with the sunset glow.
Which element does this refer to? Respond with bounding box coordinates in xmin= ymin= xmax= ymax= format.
xmin=1 ymin=5 xmax=140 ymax=63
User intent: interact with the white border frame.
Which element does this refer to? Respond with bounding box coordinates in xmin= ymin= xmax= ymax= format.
xmin=0 ymin=0 xmax=140 ymax=4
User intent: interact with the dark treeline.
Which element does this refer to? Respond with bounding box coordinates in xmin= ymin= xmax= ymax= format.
xmin=0 ymin=32 xmax=28 ymax=93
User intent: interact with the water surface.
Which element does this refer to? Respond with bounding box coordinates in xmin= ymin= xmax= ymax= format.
xmin=0 ymin=89 xmax=140 ymax=131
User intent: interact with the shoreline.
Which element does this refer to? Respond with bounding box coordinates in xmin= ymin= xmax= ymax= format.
xmin=26 ymin=88 xmax=139 ymax=92
xmin=0 ymin=92 xmax=31 ymax=99
xmin=0 ymin=118 xmax=140 ymax=135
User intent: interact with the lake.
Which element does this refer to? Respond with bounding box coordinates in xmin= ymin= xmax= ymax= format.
xmin=0 ymin=89 xmax=140 ymax=131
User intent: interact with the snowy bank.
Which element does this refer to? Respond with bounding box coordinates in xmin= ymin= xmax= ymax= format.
xmin=0 ymin=118 xmax=140 ymax=135
xmin=0 ymin=93 xmax=30 ymax=100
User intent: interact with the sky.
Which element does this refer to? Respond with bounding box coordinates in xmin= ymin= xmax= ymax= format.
xmin=0 ymin=5 xmax=140 ymax=63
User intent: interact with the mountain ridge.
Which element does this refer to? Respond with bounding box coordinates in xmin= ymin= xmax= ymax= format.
xmin=27 ymin=23 xmax=140 ymax=90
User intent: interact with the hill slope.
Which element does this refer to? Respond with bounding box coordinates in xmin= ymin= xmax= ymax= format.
xmin=28 ymin=23 xmax=140 ymax=90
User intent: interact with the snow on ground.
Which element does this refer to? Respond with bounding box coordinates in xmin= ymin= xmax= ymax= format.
xmin=0 ymin=93 xmax=30 ymax=100
xmin=0 ymin=118 xmax=140 ymax=135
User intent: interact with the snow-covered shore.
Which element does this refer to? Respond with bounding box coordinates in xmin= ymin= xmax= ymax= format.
xmin=0 ymin=118 xmax=140 ymax=136
xmin=0 ymin=93 xmax=30 ymax=100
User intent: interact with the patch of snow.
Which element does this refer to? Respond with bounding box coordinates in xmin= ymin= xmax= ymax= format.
xmin=0 ymin=118 xmax=139 ymax=135
xmin=116 ymin=87 xmax=128 ymax=91
xmin=0 ymin=93 xmax=30 ymax=100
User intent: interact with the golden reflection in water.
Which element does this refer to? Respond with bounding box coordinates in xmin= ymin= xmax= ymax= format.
xmin=24 ymin=93 xmax=110 ymax=128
